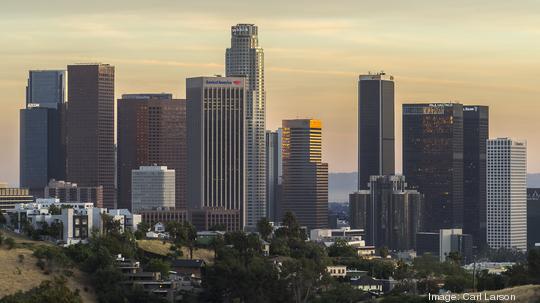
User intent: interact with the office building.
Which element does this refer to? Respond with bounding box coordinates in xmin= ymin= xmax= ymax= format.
xmin=463 ymin=105 xmax=489 ymax=248
xmin=527 ymin=188 xmax=540 ymax=248
xmin=487 ymin=138 xmax=527 ymax=251
xmin=358 ymin=73 xmax=395 ymax=189
xmin=117 ymin=93 xmax=187 ymax=210
xmin=66 ymin=63 xmax=116 ymax=208
xmin=44 ymin=179 xmax=103 ymax=208
xmin=131 ymin=166 xmax=175 ymax=213
xmin=186 ymin=76 xmax=246 ymax=230
xmin=403 ymin=103 xmax=464 ymax=231
xmin=281 ymin=119 xmax=328 ymax=229
xmin=266 ymin=129 xmax=282 ymax=223
xmin=26 ymin=70 xmax=66 ymax=107
xmin=349 ymin=175 xmax=423 ymax=251
xmin=20 ymin=70 xmax=66 ymax=196
xmin=0 ymin=185 xmax=34 ymax=212
xmin=226 ymin=24 xmax=266 ymax=227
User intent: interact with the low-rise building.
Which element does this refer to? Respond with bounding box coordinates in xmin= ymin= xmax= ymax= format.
xmin=0 ymin=185 xmax=34 ymax=212
xmin=327 ymin=266 xmax=347 ymax=278
xmin=6 ymin=199 xmax=140 ymax=245
xmin=310 ymin=227 xmax=375 ymax=257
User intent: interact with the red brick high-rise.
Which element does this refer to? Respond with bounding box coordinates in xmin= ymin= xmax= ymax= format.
xmin=66 ymin=64 xmax=116 ymax=208
xmin=117 ymin=94 xmax=187 ymax=210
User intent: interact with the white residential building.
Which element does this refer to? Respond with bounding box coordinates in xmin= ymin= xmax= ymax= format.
xmin=6 ymin=198 xmax=140 ymax=246
xmin=487 ymin=138 xmax=527 ymax=251
xmin=131 ymin=166 xmax=175 ymax=213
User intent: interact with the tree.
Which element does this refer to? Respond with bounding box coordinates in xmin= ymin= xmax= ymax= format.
xmin=281 ymin=211 xmax=304 ymax=239
xmin=447 ymin=251 xmax=462 ymax=265
xmin=0 ymin=276 xmax=82 ymax=303
xmin=270 ymin=237 xmax=290 ymax=256
xmin=145 ymin=258 xmax=171 ymax=278
xmin=444 ymin=274 xmax=472 ymax=293
xmin=0 ymin=213 xmax=6 ymax=226
xmin=134 ymin=221 xmax=150 ymax=240
xmin=282 ymin=258 xmax=327 ymax=303
xmin=257 ymin=217 xmax=273 ymax=240
xmin=379 ymin=246 xmax=389 ymax=258
xmin=528 ymin=248 xmax=540 ymax=283
xmin=476 ymin=269 xmax=505 ymax=291
xmin=312 ymin=282 xmax=366 ymax=303
xmin=210 ymin=223 xmax=227 ymax=231
xmin=327 ymin=239 xmax=357 ymax=258
xmin=101 ymin=213 xmax=121 ymax=235
xmin=48 ymin=204 xmax=62 ymax=215
xmin=182 ymin=222 xmax=197 ymax=259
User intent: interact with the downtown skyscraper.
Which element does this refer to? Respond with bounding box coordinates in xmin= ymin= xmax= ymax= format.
xmin=403 ymin=103 xmax=464 ymax=232
xmin=117 ymin=93 xmax=187 ymax=211
xmin=487 ymin=138 xmax=527 ymax=251
xmin=20 ymin=70 xmax=66 ymax=197
xmin=186 ymin=76 xmax=246 ymax=230
xmin=226 ymin=24 xmax=266 ymax=227
xmin=281 ymin=119 xmax=328 ymax=229
xmin=463 ymin=105 xmax=489 ymax=247
xmin=358 ymin=73 xmax=395 ymax=189
xmin=66 ymin=64 xmax=116 ymax=209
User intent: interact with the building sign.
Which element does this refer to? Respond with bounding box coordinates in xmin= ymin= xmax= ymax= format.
xmin=527 ymin=188 xmax=540 ymax=201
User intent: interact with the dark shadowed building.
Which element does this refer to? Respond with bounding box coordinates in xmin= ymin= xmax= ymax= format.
xmin=20 ymin=70 xmax=66 ymax=197
xmin=117 ymin=94 xmax=187 ymax=210
xmin=403 ymin=103 xmax=464 ymax=232
xmin=527 ymin=188 xmax=540 ymax=248
xmin=358 ymin=73 xmax=395 ymax=190
xmin=349 ymin=175 xmax=423 ymax=250
xmin=66 ymin=64 xmax=116 ymax=208
xmin=463 ymin=105 xmax=489 ymax=248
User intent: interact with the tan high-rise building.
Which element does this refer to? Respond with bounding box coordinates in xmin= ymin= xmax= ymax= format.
xmin=186 ymin=76 xmax=246 ymax=231
xmin=66 ymin=64 xmax=115 ymax=208
xmin=0 ymin=183 xmax=34 ymax=212
xmin=281 ymin=119 xmax=328 ymax=229
xmin=117 ymin=94 xmax=187 ymax=210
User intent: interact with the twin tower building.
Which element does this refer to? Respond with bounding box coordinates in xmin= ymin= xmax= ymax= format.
xmin=20 ymin=24 xmax=329 ymax=231
xmin=353 ymin=73 xmax=492 ymax=251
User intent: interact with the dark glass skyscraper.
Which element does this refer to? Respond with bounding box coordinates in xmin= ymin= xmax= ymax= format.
xmin=463 ymin=105 xmax=489 ymax=248
xmin=358 ymin=73 xmax=395 ymax=189
xmin=20 ymin=70 xmax=66 ymax=196
xmin=403 ymin=103 xmax=464 ymax=232
xmin=117 ymin=94 xmax=187 ymax=211
xmin=66 ymin=64 xmax=116 ymax=209
xmin=281 ymin=119 xmax=328 ymax=229
xmin=266 ymin=129 xmax=282 ymax=223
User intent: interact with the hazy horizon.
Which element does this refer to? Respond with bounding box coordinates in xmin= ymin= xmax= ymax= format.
xmin=2 ymin=0 xmax=540 ymax=186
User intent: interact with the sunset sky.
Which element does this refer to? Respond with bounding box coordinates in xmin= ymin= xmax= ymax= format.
xmin=1 ymin=0 xmax=540 ymax=186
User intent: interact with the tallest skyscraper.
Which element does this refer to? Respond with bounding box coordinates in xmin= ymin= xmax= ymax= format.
xmin=226 ymin=24 xmax=266 ymax=227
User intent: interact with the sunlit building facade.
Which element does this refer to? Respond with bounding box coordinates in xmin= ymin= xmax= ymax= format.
xmin=226 ymin=24 xmax=266 ymax=227
xmin=281 ymin=119 xmax=328 ymax=229
xmin=487 ymin=138 xmax=527 ymax=251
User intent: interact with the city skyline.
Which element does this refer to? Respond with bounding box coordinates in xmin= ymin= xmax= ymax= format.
xmin=2 ymin=1 xmax=540 ymax=186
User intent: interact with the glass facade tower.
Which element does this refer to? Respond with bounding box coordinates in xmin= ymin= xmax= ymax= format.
xmin=226 ymin=24 xmax=266 ymax=227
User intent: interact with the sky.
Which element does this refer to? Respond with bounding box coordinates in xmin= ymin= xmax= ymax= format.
xmin=1 ymin=0 xmax=540 ymax=186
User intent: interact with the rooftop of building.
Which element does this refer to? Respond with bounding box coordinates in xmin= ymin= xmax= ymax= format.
xmin=359 ymin=72 xmax=394 ymax=81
